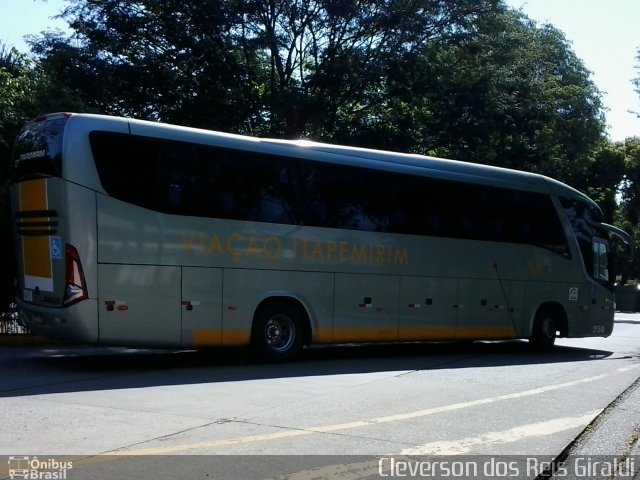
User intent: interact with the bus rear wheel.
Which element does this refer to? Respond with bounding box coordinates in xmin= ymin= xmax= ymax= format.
xmin=251 ymin=302 xmax=305 ymax=362
xmin=529 ymin=309 xmax=557 ymax=350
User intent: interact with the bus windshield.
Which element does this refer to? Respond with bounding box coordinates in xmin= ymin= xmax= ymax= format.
xmin=560 ymin=196 xmax=615 ymax=289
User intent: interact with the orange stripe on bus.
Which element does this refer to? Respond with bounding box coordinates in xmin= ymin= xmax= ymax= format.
xmin=313 ymin=328 xmax=334 ymax=343
xmin=397 ymin=327 xmax=458 ymax=341
xmin=23 ymin=236 xmax=53 ymax=279
xmin=20 ymin=178 xmax=47 ymax=211
xmin=222 ymin=329 xmax=251 ymax=346
xmin=192 ymin=329 xmax=222 ymax=347
xmin=454 ymin=326 xmax=517 ymax=340
xmin=195 ymin=325 xmax=516 ymax=349
xmin=331 ymin=328 xmax=398 ymax=343
xmin=192 ymin=329 xmax=251 ymax=347
xmin=315 ymin=326 xmax=517 ymax=344
xmin=20 ymin=179 xmax=52 ymax=281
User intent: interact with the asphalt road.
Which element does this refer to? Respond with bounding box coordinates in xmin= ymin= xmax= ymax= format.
xmin=1 ymin=313 xmax=639 ymax=479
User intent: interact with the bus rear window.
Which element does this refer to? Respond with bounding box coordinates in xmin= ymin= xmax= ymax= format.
xmin=11 ymin=115 xmax=68 ymax=181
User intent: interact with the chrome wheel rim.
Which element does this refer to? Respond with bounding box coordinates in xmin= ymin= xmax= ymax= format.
xmin=265 ymin=314 xmax=295 ymax=352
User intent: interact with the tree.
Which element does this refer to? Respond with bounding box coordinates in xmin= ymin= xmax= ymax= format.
xmin=31 ymin=0 xmax=503 ymax=137
xmin=0 ymin=47 xmax=36 ymax=177
xmin=239 ymin=0 xmax=501 ymax=137
xmin=0 ymin=46 xmax=40 ymax=312
xmin=32 ymin=2 xmax=607 ymax=175
xmin=633 ymin=48 xmax=640 ymax=117
xmin=340 ymin=9 xmax=606 ymax=185
xmin=613 ymin=50 xmax=640 ymax=281
xmin=29 ymin=2 xmax=265 ymax=132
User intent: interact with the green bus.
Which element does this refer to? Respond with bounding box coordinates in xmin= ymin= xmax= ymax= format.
xmin=10 ymin=113 xmax=630 ymax=360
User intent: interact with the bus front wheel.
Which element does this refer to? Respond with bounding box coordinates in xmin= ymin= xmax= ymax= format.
xmin=529 ymin=309 xmax=557 ymax=350
xmin=251 ymin=302 xmax=305 ymax=362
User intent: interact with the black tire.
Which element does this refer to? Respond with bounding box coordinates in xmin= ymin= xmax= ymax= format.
xmin=529 ymin=308 xmax=557 ymax=350
xmin=251 ymin=302 xmax=305 ymax=362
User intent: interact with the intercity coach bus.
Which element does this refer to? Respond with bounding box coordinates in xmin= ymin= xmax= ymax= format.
xmin=10 ymin=113 xmax=630 ymax=360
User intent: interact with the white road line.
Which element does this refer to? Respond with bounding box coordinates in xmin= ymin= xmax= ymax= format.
xmin=401 ymin=410 xmax=602 ymax=455
xmin=365 ymin=374 xmax=607 ymax=424
xmin=617 ymin=365 xmax=640 ymax=373
xmin=108 ymin=373 xmax=608 ymax=455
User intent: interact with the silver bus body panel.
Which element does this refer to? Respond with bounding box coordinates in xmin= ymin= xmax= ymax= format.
xmin=98 ymin=264 xmax=182 ymax=347
xmin=181 ymin=267 xmax=224 ymax=347
xmin=95 ymin=191 xmax=595 ymax=346
xmin=16 ymin=297 xmax=98 ymax=342
xmin=62 ymin=114 xmax=130 ymax=194
xmin=11 ymin=113 xmax=618 ymax=348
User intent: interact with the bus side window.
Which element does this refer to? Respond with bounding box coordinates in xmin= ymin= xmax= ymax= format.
xmin=168 ymin=182 xmax=182 ymax=211
xmin=593 ymin=238 xmax=610 ymax=284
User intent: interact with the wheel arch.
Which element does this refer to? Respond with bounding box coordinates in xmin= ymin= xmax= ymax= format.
xmin=530 ymin=301 xmax=568 ymax=337
xmin=252 ymin=294 xmax=313 ymax=346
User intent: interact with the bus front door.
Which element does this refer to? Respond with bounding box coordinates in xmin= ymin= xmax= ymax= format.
xmin=586 ymin=236 xmax=615 ymax=336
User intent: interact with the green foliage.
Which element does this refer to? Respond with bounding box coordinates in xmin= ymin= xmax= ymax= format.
xmin=0 ymin=46 xmax=36 ymax=310
xmin=3 ymin=0 xmax=640 ymax=293
xmin=0 ymin=42 xmax=91 ymax=311
xmin=344 ymin=10 xmax=606 ymax=183
xmin=619 ymin=137 xmax=640 ymax=223
xmin=27 ymin=0 xmax=606 ymax=175
xmin=610 ymin=49 xmax=640 ymax=282
xmin=605 ymin=137 xmax=640 ymax=282
xmin=633 ymin=49 xmax=640 ymax=116
xmin=29 ymin=0 xmax=502 ymax=136
xmin=0 ymin=47 xmax=35 ymax=177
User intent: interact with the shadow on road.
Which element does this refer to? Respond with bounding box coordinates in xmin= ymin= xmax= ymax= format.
xmin=615 ymin=318 xmax=640 ymax=325
xmin=0 ymin=340 xmax=628 ymax=398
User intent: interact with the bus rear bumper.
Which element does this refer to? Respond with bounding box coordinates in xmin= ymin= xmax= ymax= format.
xmin=17 ymin=298 xmax=98 ymax=343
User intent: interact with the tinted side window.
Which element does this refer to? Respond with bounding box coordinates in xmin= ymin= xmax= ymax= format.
xmin=90 ymin=132 xmax=159 ymax=210
xmin=514 ymin=191 xmax=570 ymax=257
xmin=90 ymin=131 xmax=569 ymax=256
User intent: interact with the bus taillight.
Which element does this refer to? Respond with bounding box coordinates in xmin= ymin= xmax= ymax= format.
xmin=63 ymin=244 xmax=88 ymax=306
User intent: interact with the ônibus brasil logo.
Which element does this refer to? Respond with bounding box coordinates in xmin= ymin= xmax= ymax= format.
xmin=8 ymin=456 xmax=73 ymax=479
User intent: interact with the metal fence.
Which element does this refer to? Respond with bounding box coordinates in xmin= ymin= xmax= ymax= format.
xmin=0 ymin=303 xmax=31 ymax=335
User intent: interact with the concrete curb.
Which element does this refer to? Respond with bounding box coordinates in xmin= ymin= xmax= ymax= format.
xmin=545 ymin=376 xmax=640 ymax=479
